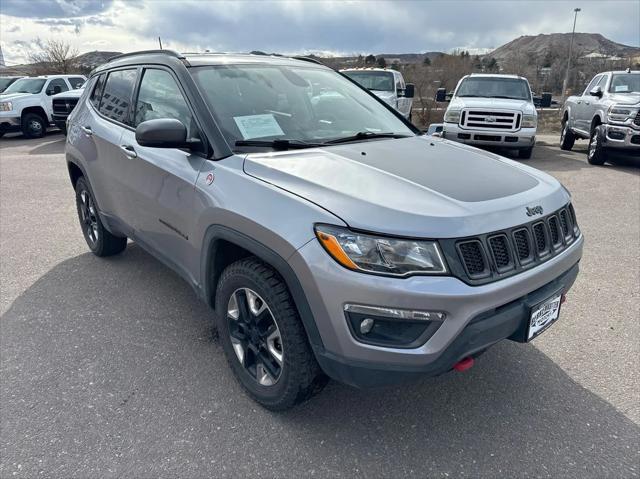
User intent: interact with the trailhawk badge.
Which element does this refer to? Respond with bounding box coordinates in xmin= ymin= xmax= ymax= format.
xmin=526 ymin=205 xmax=544 ymax=216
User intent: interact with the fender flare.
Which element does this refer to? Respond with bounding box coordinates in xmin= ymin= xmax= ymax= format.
xmin=201 ymin=224 xmax=325 ymax=353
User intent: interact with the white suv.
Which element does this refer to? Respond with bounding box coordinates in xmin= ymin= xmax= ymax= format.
xmin=341 ymin=68 xmax=414 ymax=120
xmin=439 ymin=74 xmax=538 ymax=159
xmin=0 ymin=74 xmax=86 ymax=138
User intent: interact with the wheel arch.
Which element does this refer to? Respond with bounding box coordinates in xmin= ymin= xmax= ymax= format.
xmin=590 ymin=115 xmax=602 ymax=133
xmin=21 ymin=106 xmax=49 ymax=123
xmin=201 ymin=225 xmax=325 ymax=353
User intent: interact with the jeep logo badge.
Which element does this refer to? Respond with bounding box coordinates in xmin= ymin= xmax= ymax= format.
xmin=526 ymin=205 xmax=544 ymax=216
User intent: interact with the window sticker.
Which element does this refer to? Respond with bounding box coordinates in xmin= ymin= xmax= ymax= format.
xmin=233 ymin=114 xmax=285 ymax=139
xmin=614 ymin=85 xmax=629 ymax=92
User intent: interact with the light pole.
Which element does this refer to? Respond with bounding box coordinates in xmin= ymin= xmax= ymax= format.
xmin=562 ymin=8 xmax=581 ymax=100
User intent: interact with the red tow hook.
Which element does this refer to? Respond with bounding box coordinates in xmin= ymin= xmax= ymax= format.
xmin=453 ymin=356 xmax=475 ymax=372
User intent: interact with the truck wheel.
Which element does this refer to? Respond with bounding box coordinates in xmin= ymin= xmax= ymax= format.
xmin=75 ymin=177 xmax=127 ymax=256
xmin=560 ymin=121 xmax=575 ymax=151
xmin=518 ymin=147 xmax=533 ymax=159
xmin=587 ymin=125 xmax=607 ymax=166
xmin=21 ymin=113 xmax=47 ymax=139
xmin=215 ymin=257 xmax=327 ymax=410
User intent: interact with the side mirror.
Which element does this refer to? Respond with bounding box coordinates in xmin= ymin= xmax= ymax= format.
xmin=403 ymin=83 xmax=415 ymax=98
xmin=589 ymin=85 xmax=603 ymax=98
xmin=435 ymin=87 xmax=448 ymax=102
xmin=53 ymin=85 xmax=62 ymax=94
xmin=136 ymin=119 xmax=192 ymax=149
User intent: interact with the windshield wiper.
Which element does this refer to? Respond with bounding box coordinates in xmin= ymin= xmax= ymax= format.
xmin=323 ymin=131 xmax=411 ymax=145
xmin=488 ymin=95 xmax=522 ymax=99
xmin=457 ymin=94 xmax=483 ymax=97
xmin=235 ymin=139 xmax=324 ymax=150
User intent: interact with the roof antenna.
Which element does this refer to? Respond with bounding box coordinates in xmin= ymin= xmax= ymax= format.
xmin=158 ymin=37 xmax=163 ymax=50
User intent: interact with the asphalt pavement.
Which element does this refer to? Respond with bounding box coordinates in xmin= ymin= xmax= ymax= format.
xmin=1 ymin=131 xmax=639 ymax=478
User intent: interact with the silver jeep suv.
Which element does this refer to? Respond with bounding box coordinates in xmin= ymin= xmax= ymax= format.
xmin=66 ymin=50 xmax=583 ymax=410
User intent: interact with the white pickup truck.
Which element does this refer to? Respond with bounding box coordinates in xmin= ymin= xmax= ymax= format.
xmin=560 ymin=69 xmax=639 ymax=165
xmin=438 ymin=74 xmax=538 ymax=159
xmin=0 ymin=74 xmax=86 ymax=138
xmin=340 ymin=68 xmax=415 ymax=120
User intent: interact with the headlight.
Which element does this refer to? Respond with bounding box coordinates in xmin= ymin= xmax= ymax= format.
xmin=0 ymin=102 xmax=13 ymax=112
xmin=314 ymin=224 xmax=447 ymax=276
xmin=443 ymin=109 xmax=461 ymax=123
xmin=608 ymin=105 xmax=636 ymax=123
xmin=522 ymin=114 xmax=537 ymax=128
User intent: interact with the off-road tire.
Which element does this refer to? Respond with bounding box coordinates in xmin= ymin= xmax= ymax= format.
xmin=518 ymin=146 xmax=533 ymax=159
xmin=75 ymin=177 xmax=127 ymax=256
xmin=21 ymin=112 xmax=47 ymax=139
xmin=560 ymin=120 xmax=575 ymax=151
xmin=215 ymin=256 xmax=327 ymax=410
xmin=587 ymin=125 xmax=607 ymax=166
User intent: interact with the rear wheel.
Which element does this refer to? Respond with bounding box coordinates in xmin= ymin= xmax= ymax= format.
xmin=75 ymin=177 xmax=127 ymax=256
xmin=215 ymin=257 xmax=327 ymax=410
xmin=518 ymin=146 xmax=533 ymax=159
xmin=21 ymin=113 xmax=47 ymax=139
xmin=560 ymin=120 xmax=575 ymax=151
xmin=587 ymin=125 xmax=607 ymax=165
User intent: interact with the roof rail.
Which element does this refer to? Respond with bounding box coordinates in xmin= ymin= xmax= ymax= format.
xmin=291 ymin=56 xmax=324 ymax=65
xmin=108 ymin=49 xmax=184 ymax=62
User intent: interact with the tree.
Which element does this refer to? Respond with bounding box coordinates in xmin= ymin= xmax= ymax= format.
xmin=376 ymin=56 xmax=387 ymax=68
xmin=364 ymin=54 xmax=376 ymax=65
xmin=423 ymin=56 xmax=431 ymax=66
xmin=28 ymin=39 xmax=79 ymax=74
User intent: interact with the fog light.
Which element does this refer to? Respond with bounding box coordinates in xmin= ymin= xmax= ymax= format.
xmin=360 ymin=318 xmax=375 ymax=334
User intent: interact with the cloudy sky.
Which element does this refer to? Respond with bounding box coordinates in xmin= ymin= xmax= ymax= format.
xmin=1 ymin=0 xmax=639 ymax=65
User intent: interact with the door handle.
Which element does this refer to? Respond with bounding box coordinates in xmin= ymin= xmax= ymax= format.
xmin=585 ymin=101 xmax=590 ymax=105
xmin=81 ymin=126 xmax=92 ymax=135
xmin=576 ymin=100 xmax=582 ymax=104
xmin=119 ymin=145 xmax=137 ymax=159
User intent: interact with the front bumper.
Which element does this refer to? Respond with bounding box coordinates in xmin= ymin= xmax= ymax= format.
xmin=442 ymin=122 xmax=536 ymax=148
xmin=0 ymin=112 xmax=21 ymax=133
xmin=289 ymin=234 xmax=583 ymax=388
xmin=604 ymin=124 xmax=640 ymax=150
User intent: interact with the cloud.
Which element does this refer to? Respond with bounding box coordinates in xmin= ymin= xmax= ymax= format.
xmin=0 ymin=0 xmax=114 ymax=18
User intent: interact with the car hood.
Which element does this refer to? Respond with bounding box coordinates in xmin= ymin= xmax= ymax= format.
xmin=243 ymin=136 xmax=568 ymax=238
xmin=449 ymin=96 xmax=535 ymax=113
xmin=0 ymin=92 xmax=33 ymax=102
xmin=607 ymin=93 xmax=640 ymax=106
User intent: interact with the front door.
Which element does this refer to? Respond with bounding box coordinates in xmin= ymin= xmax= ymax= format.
xmin=119 ymin=67 xmax=206 ymax=280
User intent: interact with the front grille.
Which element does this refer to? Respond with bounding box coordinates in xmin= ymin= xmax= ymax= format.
xmin=460 ymin=109 xmax=520 ymax=131
xmin=634 ymin=111 xmax=640 ymax=126
xmin=488 ymin=234 xmax=513 ymax=272
xmin=631 ymin=135 xmax=640 ymax=145
xmin=457 ymin=240 xmax=488 ymax=278
xmin=52 ymin=98 xmax=78 ymax=115
xmin=441 ymin=204 xmax=581 ymax=285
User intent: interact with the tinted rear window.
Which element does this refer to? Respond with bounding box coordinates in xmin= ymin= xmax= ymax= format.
xmin=99 ymin=69 xmax=137 ymax=125
xmin=90 ymin=74 xmax=105 ymax=110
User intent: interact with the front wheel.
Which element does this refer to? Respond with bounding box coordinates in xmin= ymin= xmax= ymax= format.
xmin=215 ymin=257 xmax=327 ymax=410
xmin=518 ymin=146 xmax=533 ymax=159
xmin=21 ymin=113 xmax=47 ymax=139
xmin=75 ymin=177 xmax=127 ymax=256
xmin=587 ymin=125 xmax=607 ymax=165
xmin=560 ymin=121 xmax=575 ymax=151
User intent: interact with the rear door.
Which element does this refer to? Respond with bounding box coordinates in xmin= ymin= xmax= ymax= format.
xmin=119 ymin=67 xmax=206 ymax=278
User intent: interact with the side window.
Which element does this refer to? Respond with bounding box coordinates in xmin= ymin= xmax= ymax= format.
xmin=69 ymin=77 xmax=85 ymax=89
xmin=583 ymin=75 xmax=601 ymax=96
xmin=90 ymin=74 xmax=106 ymax=110
xmin=99 ymin=69 xmax=137 ymax=125
xmin=46 ymin=78 xmax=69 ymax=96
xmin=395 ymin=74 xmax=403 ymax=91
xmin=596 ymin=75 xmax=608 ymax=90
xmin=134 ymin=68 xmax=201 ymax=144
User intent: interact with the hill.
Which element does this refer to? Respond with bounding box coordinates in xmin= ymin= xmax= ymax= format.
xmin=487 ymin=33 xmax=640 ymax=62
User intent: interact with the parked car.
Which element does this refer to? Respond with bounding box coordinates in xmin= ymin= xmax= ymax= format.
xmin=52 ymin=87 xmax=85 ymax=135
xmin=340 ymin=68 xmax=414 ymax=120
xmin=0 ymin=74 xmax=86 ymax=138
xmin=437 ymin=74 xmax=538 ymax=159
xmin=66 ymin=50 xmax=582 ymax=410
xmin=560 ymin=69 xmax=639 ymax=165
xmin=0 ymin=76 xmax=25 ymax=93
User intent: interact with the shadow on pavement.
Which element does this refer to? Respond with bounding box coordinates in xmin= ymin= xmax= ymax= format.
xmin=1 ymin=244 xmax=638 ymax=477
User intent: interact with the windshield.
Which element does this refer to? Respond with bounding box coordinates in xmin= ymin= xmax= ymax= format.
xmin=4 ymin=78 xmax=46 ymax=94
xmin=0 ymin=78 xmax=19 ymax=92
xmin=609 ymin=73 xmax=640 ymax=93
xmin=341 ymin=71 xmax=395 ymax=92
xmin=191 ymin=64 xmax=413 ymax=149
xmin=455 ymin=77 xmax=531 ymax=100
